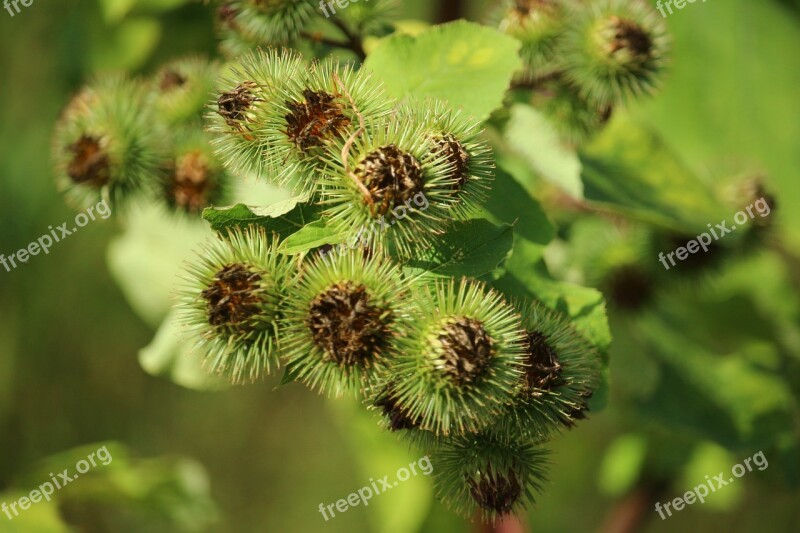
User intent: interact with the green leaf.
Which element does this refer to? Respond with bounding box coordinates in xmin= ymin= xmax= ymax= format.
xmin=202 ymin=197 xmax=323 ymax=238
xmin=482 ymin=166 xmax=556 ymax=246
xmin=633 ymin=315 xmax=795 ymax=449
xmin=99 ymin=0 xmax=137 ymax=23
xmin=0 ymin=491 xmax=73 ymax=532
xmin=364 ymin=20 xmax=523 ymax=120
xmin=579 ymin=115 xmax=728 ymax=233
xmin=89 ymin=17 xmax=162 ymax=71
xmin=626 ymin=0 xmax=800 ymax=251
xmin=679 ymin=443 xmax=744 ymax=510
xmin=15 ymin=443 xmax=218 ymax=531
xmin=397 ymin=219 xmax=514 ymax=279
xmin=328 ymin=398 xmax=433 ymax=533
xmin=504 ymin=104 xmax=583 ymax=198
xmin=598 ymin=434 xmax=648 ymax=497
xmin=496 ymin=249 xmax=612 ymax=354
xmin=277 ymin=219 xmax=343 ymax=255
xmin=107 ymin=204 xmax=213 ymax=328
xmin=138 ymin=310 xmax=229 ymax=392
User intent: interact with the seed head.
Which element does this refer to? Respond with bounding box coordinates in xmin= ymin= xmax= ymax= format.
xmin=432 ymin=135 xmax=471 ymax=190
xmin=284 ymin=89 xmax=351 ymax=152
xmin=390 ymin=100 xmax=493 ymax=224
xmin=468 ymin=465 xmax=522 ymax=515
xmin=374 ymin=387 xmax=419 ymax=431
xmin=67 ymin=135 xmax=110 ymax=188
xmin=391 ymin=279 xmax=525 ymax=435
xmin=53 ymin=75 xmax=163 ymax=210
xmin=217 ymin=81 xmax=260 ymax=130
xmin=306 ymin=281 xmax=391 ymax=366
xmin=436 ymin=316 xmax=495 ymax=385
xmin=281 ymin=251 xmax=409 ymax=397
xmin=207 ymin=49 xmax=307 ymax=181
xmin=152 ymin=57 xmax=221 ymax=125
xmin=492 ymin=301 xmax=601 ymax=442
xmin=600 ymin=16 xmax=653 ymax=67
xmin=215 ymin=0 xmax=316 ymax=56
xmin=165 ymin=150 xmax=217 ymax=214
xmin=431 ymin=431 xmax=549 ymax=521
xmin=523 ymin=330 xmax=562 ymax=392
xmin=160 ymin=69 xmax=187 ymax=91
xmin=498 ymin=0 xmax=566 ymax=76
xmin=561 ymin=0 xmax=669 ymax=105
xmin=358 ymin=145 xmax=425 ymax=216
xmin=177 ymin=227 xmax=291 ymax=383
xmin=202 ymin=263 xmax=265 ymax=330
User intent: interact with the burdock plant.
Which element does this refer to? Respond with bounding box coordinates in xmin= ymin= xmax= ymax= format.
xmin=282 ymin=250 xmax=410 ymax=397
xmin=215 ymin=0 xmax=317 ymax=57
xmin=52 ymin=0 xmax=700 ymax=525
xmin=177 ymin=227 xmax=294 ymax=383
xmin=561 ymin=0 xmax=669 ymax=105
xmin=390 ymin=279 xmax=526 ymax=435
xmin=53 ymin=75 xmax=165 ymax=210
xmin=493 ymin=301 xmax=602 ymax=439
xmin=432 ymin=431 xmax=550 ymax=521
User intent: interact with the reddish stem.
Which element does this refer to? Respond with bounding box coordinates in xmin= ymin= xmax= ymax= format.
xmin=476 ymin=513 xmax=527 ymax=533
xmin=600 ymin=483 xmax=667 ymax=533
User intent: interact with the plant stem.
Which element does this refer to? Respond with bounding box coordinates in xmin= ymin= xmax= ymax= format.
xmin=300 ymin=16 xmax=366 ymax=62
xmin=438 ymin=0 xmax=466 ymax=22
xmin=475 ymin=513 xmax=526 ymax=533
xmin=510 ymin=71 xmax=565 ymax=91
xmin=600 ymin=482 xmax=667 ymax=533
xmin=300 ymin=31 xmax=351 ymax=50
xmin=329 ymin=17 xmax=367 ymax=61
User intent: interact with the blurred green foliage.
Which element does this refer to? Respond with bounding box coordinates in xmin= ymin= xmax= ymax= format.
xmin=1 ymin=0 xmax=799 ymax=531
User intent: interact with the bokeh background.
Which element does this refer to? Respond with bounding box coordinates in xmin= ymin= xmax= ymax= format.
xmin=1 ymin=0 xmax=799 ymax=531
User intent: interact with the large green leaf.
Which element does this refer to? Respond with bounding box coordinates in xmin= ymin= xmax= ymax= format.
xmin=202 ymin=197 xmax=323 ymax=238
xmin=627 ymin=0 xmax=800 ymax=251
xmin=481 ymin=166 xmax=556 ymax=247
xmin=397 ymin=219 xmax=514 ymax=279
xmin=579 ymin=115 xmax=729 ymax=233
xmin=364 ymin=20 xmax=523 ymax=120
xmin=0 ymin=491 xmax=73 ymax=533
xmin=327 ymin=399 xmax=433 ymax=533
xmin=14 ymin=442 xmax=218 ymax=531
xmin=496 ymin=253 xmax=612 ymax=354
xmin=138 ymin=309 xmax=229 ymax=392
xmin=107 ymin=204 xmax=212 ymax=328
xmin=504 ymin=104 xmax=583 ymax=198
xmin=632 ymin=315 xmax=795 ymax=450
